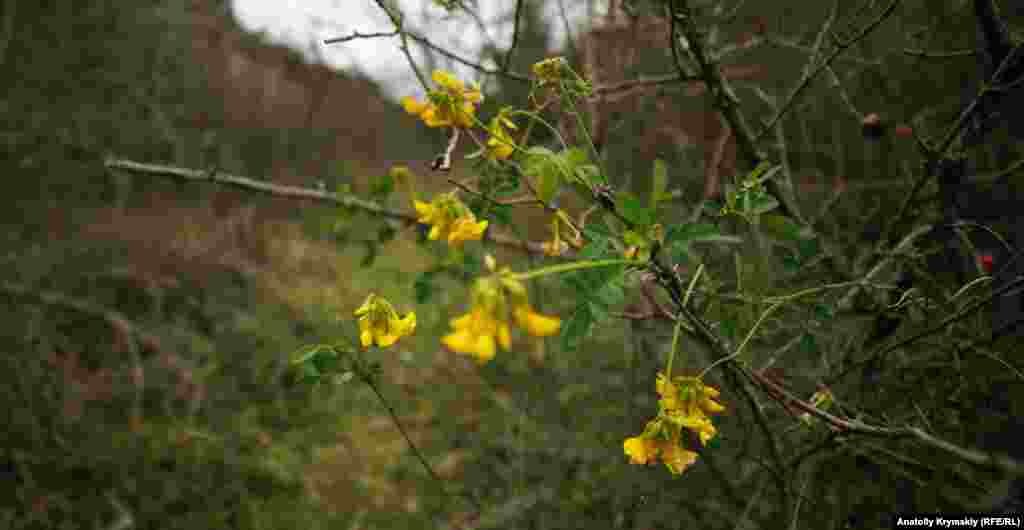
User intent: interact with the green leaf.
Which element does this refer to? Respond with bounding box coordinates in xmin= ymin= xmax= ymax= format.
xmin=560 ymin=303 xmax=594 ymax=351
xmin=524 ymin=147 xmax=562 ymax=203
xmin=781 ymin=251 xmax=800 ymax=273
xmin=797 ymin=238 xmax=820 ymax=261
xmin=615 ymin=192 xmax=656 ymax=227
xmin=650 ymin=159 xmax=668 ymax=208
xmin=312 ymin=348 xmax=341 ymax=373
xmin=370 ymin=172 xmax=394 ymax=197
xmin=289 ymin=344 xmax=329 ymax=366
xmin=798 ymin=332 xmax=819 ymax=355
xmin=760 ymin=214 xmax=802 ymax=242
xmin=666 ymin=223 xmax=721 ymax=245
xmin=669 ymin=242 xmax=691 ymax=265
xmin=813 ymin=303 xmax=834 ymax=321
xmin=719 ymin=317 xmax=738 ymax=342
xmin=747 ymin=192 xmax=779 ymax=216
xmin=299 ymin=363 xmax=321 ymax=382
xmin=488 ymin=202 xmax=513 ymax=226
xmin=537 ymin=171 xmax=561 ymax=205
xmin=413 ymin=271 xmax=436 ymax=304
xmin=377 ymin=223 xmax=397 ymax=243
xmin=563 ymin=147 xmax=589 ymax=167
xmin=582 ymin=214 xmax=613 ymax=241
xmin=360 ymin=240 xmax=378 ymax=267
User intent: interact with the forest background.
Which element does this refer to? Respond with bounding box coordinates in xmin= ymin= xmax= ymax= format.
xmin=2 ymin=0 xmax=1024 ymax=529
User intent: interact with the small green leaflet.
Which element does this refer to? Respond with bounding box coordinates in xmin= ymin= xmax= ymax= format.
xmin=615 ymin=192 xmax=656 ymax=227
xmin=650 ymin=159 xmax=668 ymax=208
xmin=561 ymin=302 xmax=594 ymax=351
xmin=413 ymin=270 xmax=437 ymax=304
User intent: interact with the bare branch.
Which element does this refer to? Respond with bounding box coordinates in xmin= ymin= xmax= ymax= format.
xmin=323 ymin=29 xmax=399 ymax=45
xmin=104 ymin=158 xmax=553 ymax=256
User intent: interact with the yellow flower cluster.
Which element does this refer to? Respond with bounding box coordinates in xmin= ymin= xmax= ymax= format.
xmin=485 ymin=108 xmax=518 ymax=161
xmin=623 ymin=373 xmax=725 ymax=475
xmin=413 ymin=193 xmax=489 ymax=246
xmin=402 ymin=70 xmax=483 ymax=129
xmin=353 ymin=294 xmax=417 ymax=348
xmin=531 ymin=56 xmax=567 ymax=84
xmin=442 ymin=255 xmax=561 ymax=363
xmin=541 ymin=210 xmax=581 ymax=257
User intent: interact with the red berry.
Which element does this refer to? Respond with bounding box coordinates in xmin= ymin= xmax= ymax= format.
xmin=977 ymin=253 xmax=995 ymax=273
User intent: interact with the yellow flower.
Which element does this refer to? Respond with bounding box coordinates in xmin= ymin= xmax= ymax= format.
xmin=540 ymin=213 xmax=573 ymax=257
xmin=485 ymin=110 xmax=518 ymax=161
xmin=402 ymin=70 xmax=483 ymax=129
xmin=531 ymin=57 xmax=566 ymax=84
xmin=513 ymin=304 xmax=561 ymax=337
xmin=441 ymin=256 xmax=561 ymax=363
xmin=447 ymin=216 xmax=489 ymax=246
xmin=541 ymin=239 xmax=568 ymax=257
xmin=353 ymin=294 xmax=417 ymax=348
xmin=413 ymin=194 xmax=487 ymax=246
xmin=660 ymin=440 xmax=699 ymax=475
xmin=671 ymin=414 xmax=717 ymax=446
xmin=623 ymin=436 xmax=659 ymax=465
xmin=658 ymin=373 xmax=725 ymax=417
xmin=441 ymin=306 xmax=511 ymax=363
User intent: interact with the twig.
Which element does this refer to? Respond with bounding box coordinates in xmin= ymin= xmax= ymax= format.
xmin=322 ymin=29 xmax=399 ymax=45
xmin=903 ymin=48 xmax=978 ymax=59
xmin=104 ymin=158 xmax=553 ymax=256
xmin=500 ymin=0 xmax=524 ymax=75
xmin=403 ymin=31 xmax=532 ymax=83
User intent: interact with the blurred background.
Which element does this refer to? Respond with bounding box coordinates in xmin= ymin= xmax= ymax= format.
xmin=1 ymin=0 xmax=1023 ymax=528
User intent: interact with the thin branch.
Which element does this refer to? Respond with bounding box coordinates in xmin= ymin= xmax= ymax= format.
xmin=590 ymin=73 xmax=701 ymax=98
xmin=322 ymin=29 xmax=399 ymax=45
xmin=500 ymin=0 xmax=524 ymax=75
xmin=104 ymin=158 xmax=552 ymax=256
xmin=902 ymin=48 xmax=979 ymax=59
xmin=404 ymin=31 xmax=532 ymax=83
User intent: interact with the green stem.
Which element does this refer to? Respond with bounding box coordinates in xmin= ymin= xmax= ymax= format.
xmin=511 ymin=258 xmax=633 ymax=281
xmin=665 ymin=315 xmax=685 ymax=379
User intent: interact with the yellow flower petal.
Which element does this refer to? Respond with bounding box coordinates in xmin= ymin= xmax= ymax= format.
xmin=421 ymin=106 xmax=449 ymax=128
xmin=354 ymin=294 xmax=375 ymax=318
xmin=427 ymin=224 xmax=445 ymax=241
xmin=497 ymin=321 xmax=511 ymax=351
xmin=660 ymin=442 xmax=699 ymax=475
xmin=474 ymin=334 xmax=496 ymax=363
xmin=701 ymin=397 xmax=726 ymax=414
xmin=447 ymin=217 xmax=488 ymax=245
xmin=442 ymin=329 xmax=474 ymax=353
xmin=413 ymin=200 xmax=435 ymax=223
xmin=396 ymin=312 xmax=417 ymax=336
xmin=376 ymin=332 xmax=400 ymax=348
xmin=514 ymin=305 xmax=561 ymax=337
xmin=362 ymin=329 xmax=374 ymax=351
xmin=401 ymin=96 xmax=427 ymax=115
xmin=432 ymin=69 xmax=463 ymax=91
xmin=624 ymin=436 xmax=658 ymax=465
